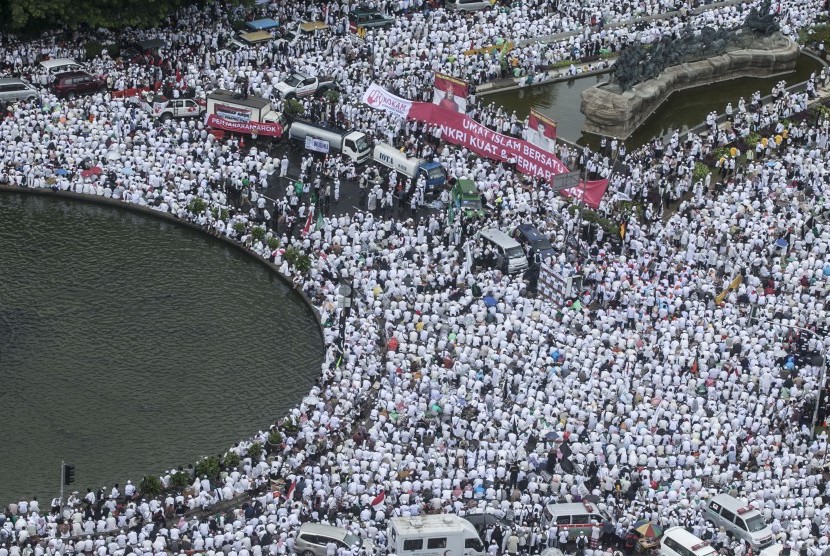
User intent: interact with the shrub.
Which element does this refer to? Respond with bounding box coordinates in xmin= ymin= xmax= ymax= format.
xmin=223 ymin=451 xmax=242 ymax=469
xmin=285 ymin=99 xmax=305 ymax=117
xmin=692 ymin=162 xmax=711 ymax=181
xmin=232 ymin=221 xmax=246 ymax=234
xmin=323 ymin=89 xmax=340 ymax=104
xmin=295 ymin=253 xmax=312 ymax=274
xmin=139 ymin=475 xmax=163 ymax=498
xmin=247 ymin=442 xmax=263 ymax=461
xmin=251 ymin=226 xmax=266 ymax=242
xmin=284 ymin=246 xmax=300 ymax=265
xmin=267 ymin=236 xmax=280 ymax=250
xmin=267 ymin=430 xmax=283 ymax=445
xmin=194 ymin=455 xmax=221 ymax=480
xmin=189 ymin=198 xmax=207 ymax=214
xmin=170 ymin=471 xmax=191 ymax=490
xmin=84 ymin=41 xmax=104 ymax=60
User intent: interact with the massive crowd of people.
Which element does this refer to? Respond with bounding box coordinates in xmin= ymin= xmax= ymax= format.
xmin=3 ymin=0 xmax=830 ymax=555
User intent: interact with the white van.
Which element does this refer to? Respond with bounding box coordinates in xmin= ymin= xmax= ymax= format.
xmin=541 ymin=502 xmax=612 ymax=540
xmin=478 ymin=228 xmax=529 ymax=274
xmin=39 ymin=58 xmax=84 ymax=80
xmin=660 ymin=527 xmax=717 ymax=556
xmin=446 ymin=0 xmax=493 ymax=11
xmin=702 ymin=494 xmax=775 ymax=550
xmin=388 ymin=515 xmax=485 ymax=556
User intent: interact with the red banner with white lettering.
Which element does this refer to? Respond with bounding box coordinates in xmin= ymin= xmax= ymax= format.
xmin=206 ymin=114 xmax=283 ymax=137
xmin=407 ymin=102 xmax=607 ymax=208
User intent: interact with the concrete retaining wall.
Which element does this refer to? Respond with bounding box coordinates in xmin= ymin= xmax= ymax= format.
xmin=580 ymin=35 xmax=800 ymax=139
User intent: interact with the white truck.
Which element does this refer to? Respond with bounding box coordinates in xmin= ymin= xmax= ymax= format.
xmin=288 ymin=120 xmax=371 ymax=163
xmin=373 ymin=142 xmax=447 ymax=189
xmin=143 ymin=95 xmax=205 ymax=121
xmin=205 ymin=90 xmax=286 ymax=138
xmin=388 ymin=515 xmax=486 ymax=556
xmin=274 ymin=72 xmax=336 ymax=99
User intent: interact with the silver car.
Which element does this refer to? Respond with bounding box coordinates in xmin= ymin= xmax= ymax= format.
xmin=0 ymin=78 xmax=38 ymax=103
xmin=294 ymin=523 xmax=375 ymax=556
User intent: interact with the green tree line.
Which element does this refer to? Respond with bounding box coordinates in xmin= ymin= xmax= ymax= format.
xmin=0 ymin=0 xmax=248 ymax=33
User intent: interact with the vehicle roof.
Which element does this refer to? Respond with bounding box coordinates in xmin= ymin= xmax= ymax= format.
xmin=208 ymin=89 xmax=271 ymax=109
xmin=298 ymin=523 xmax=352 ymax=540
xmin=663 ymin=527 xmax=715 ymax=554
xmin=710 ymin=494 xmax=761 ymax=515
xmin=299 ymin=21 xmax=329 ymax=32
xmin=390 ymin=515 xmax=476 ymax=536
xmin=351 ymin=7 xmax=389 ymax=15
xmin=53 ymin=71 xmax=93 ymax=79
xmin=39 ymin=58 xmax=80 ymax=69
xmin=239 ymin=30 xmax=273 ymax=43
xmin=455 ymin=179 xmax=477 ymax=194
xmin=545 ymin=502 xmax=609 ymax=517
xmin=293 ymin=119 xmax=348 ymax=135
xmin=0 ymin=77 xmax=30 ymax=85
xmin=246 ymin=18 xmax=280 ymax=30
xmin=516 ymin=224 xmax=544 ymax=241
xmin=480 ymin=228 xmax=520 ymax=245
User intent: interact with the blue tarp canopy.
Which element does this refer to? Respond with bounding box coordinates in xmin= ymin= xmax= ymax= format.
xmin=246 ymin=18 xmax=279 ymax=30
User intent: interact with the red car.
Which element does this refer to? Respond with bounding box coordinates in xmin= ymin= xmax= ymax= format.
xmin=51 ymin=71 xmax=106 ymax=99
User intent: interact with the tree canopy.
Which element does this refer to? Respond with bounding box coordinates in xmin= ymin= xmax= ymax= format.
xmin=0 ymin=0 xmax=247 ymax=33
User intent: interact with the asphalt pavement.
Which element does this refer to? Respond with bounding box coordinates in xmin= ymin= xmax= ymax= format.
xmin=253 ymin=138 xmax=444 ymax=224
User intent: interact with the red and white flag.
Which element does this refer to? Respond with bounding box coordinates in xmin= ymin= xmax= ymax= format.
xmin=433 ymin=73 xmax=469 ymax=114
xmin=371 ymin=490 xmax=386 ymax=508
xmin=301 ymin=206 xmax=315 ymax=237
xmin=285 ymin=480 xmax=296 ymax=500
xmin=528 ymin=109 xmax=557 ymax=152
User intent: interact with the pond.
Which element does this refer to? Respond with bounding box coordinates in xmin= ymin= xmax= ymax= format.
xmin=0 ymin=193 xmax=323 ymax=504
xmin=484 ymin=53 xmax=822 ymax=149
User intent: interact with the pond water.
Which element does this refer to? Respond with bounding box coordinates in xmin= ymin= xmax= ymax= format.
xmin=484 ymin=53 xmax=822 ymax=149
xmin=0 ymin=193 xmax=323 ymax=504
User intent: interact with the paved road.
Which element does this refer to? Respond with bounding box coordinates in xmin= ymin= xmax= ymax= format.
xmin=241 ymin=138 xmax=443 ymax=228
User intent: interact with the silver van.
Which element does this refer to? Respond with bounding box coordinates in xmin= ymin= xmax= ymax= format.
xmin=479 ymin=228 xmax=529 ymax=274
xmin=702 ymin=494 xmax=775 ymax=550
xmin=541 ymin=502 xmax=612 ymax=540
xmin=446 ymin=0 xmax=493 ymax=11
xmin=294 ymin=523 xmax=375 ymax=556
xmin=0 ymin=78 xmax=38 ymax=102
xmin=660 ymin=527 xmax=717 ymax=556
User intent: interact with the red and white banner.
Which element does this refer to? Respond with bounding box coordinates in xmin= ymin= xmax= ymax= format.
xmin=561 ymin=178 xmax=610 ymax=210
xmin=206 ymin=114 xmax=283 ymax=137
xmin=528 ymin=109 xmax=557 ymax=152
xmin=409 ymin=102 xmax=569 ymax=179
xmin=362 ymin=84 xmax=609 ymax=208
xmin=433 ymin=73 xmax=469 ymax=114
xmin=362 ymin=83 xmax=412 ymax=119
